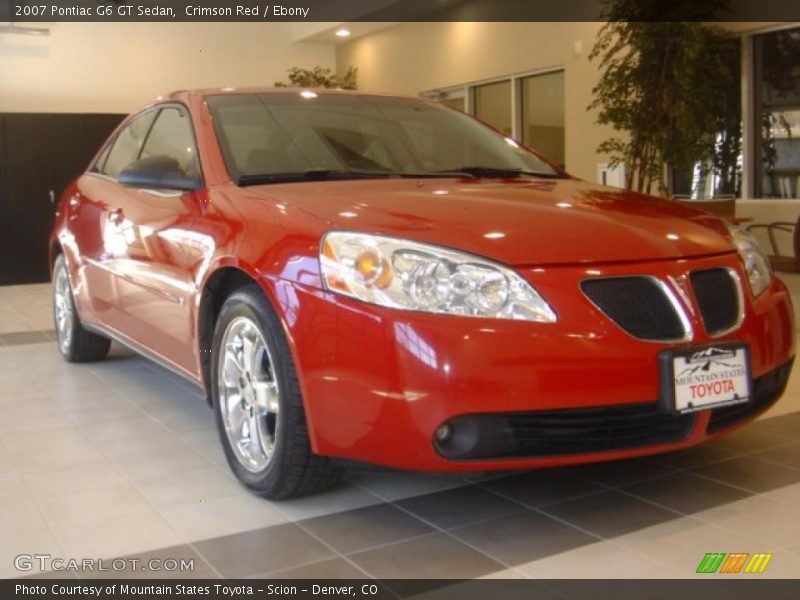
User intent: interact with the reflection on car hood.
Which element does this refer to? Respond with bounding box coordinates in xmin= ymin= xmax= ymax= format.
xmin=241 ymin=177 xmax=735 ymax=266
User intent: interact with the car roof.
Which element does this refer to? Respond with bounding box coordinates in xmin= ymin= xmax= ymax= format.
xmin=163 ymin=87 xmax=419 ymax=104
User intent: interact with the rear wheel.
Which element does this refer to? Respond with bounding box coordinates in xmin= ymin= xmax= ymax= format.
xmin=52 ymin=255 xmax=111 ymax=363
xmin=211 ymin=284 xmax=342 ymax=499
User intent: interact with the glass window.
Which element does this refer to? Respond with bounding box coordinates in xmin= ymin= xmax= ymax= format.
xmin=521 ymin=71 xmax=565 ymax=168
xmin=102 ymin=111 xmax=156 ymax=179
xmin=206 ymin=93 xmax=559 ymax=182
xmin=755 ymin=26 xmax=800 ymax=199
xmin=92 ymin=143 xmax=112 ymax=174
xmin=439 ymin=97 xmax=465 ymax=112
xmin=474 ymin=80 xmax=512 ymax=135
xmin=140 ymin=106 xmax=199 ymax=179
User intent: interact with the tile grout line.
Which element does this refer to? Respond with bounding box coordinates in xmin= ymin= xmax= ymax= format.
xmin=347 ymin=478 xmax=533 ymax=579
xmin=255 ymin=532 xmax=435 ymax=580
xmin=475 ymin=479 xmax=699 ymax=577
xmin=572 ymin=471 xmax=800 ymax=553
xmin=0 ymin=342 xmax=91 ymax=577
xmin=34 ymin=383 xmax=227 ymax=579
xmin=87 ymin=364 xmax=236 ymax=474
xmin=266 ymin=489 xmax=392 ymax=583
xmin=0 ymin=433 xmax=76 ymax=580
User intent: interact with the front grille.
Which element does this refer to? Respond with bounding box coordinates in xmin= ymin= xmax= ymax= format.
xmin=581 ymin=276 xmax=685 ymax=341
xmin=691 ymin=268 xmax=740 ymax=335
xmin=435 ymin=403 xmax=696 ymax=460
xmin=708 ymin=358 xmax=794 ymax=433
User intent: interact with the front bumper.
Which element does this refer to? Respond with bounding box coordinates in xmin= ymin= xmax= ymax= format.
xmin=271 ymin=252 xmax=795 ymax=471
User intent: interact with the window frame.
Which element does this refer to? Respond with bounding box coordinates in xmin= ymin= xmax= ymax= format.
xmin=473 ymin=78 xmax=513 ymax=136
xmin=520 ymin=69 xmax=566 ymax=169
xmin=421 ymin=66 xmax=565 ymax=144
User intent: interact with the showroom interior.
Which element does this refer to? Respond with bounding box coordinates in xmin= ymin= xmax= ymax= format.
xmin=1 ymin=4 xmax=800 ymax=582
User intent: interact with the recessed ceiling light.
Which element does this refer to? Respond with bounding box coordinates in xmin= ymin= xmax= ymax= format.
xmin=335 ymin=28 xmax=351 ymax=38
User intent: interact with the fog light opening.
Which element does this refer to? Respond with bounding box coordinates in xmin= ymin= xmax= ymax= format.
xmin=435 ymin=424 xmax=453 ymax=444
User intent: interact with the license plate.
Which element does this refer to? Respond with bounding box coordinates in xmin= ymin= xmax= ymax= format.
xmin=660 ymin=344 xmax=752 ymax=414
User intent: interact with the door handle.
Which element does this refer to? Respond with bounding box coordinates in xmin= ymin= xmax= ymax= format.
xmin=108 ymin=208 xmax=125 ymax=224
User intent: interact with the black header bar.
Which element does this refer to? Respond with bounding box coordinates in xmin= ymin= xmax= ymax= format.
xmin=3 ymin=0 xmax=800 ymax=23
xmin=6 ymin=579 xmax=800 ymax=600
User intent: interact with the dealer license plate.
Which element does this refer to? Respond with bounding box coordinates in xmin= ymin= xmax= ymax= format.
xmin=661 ymin=344 xmax=752 ymax=414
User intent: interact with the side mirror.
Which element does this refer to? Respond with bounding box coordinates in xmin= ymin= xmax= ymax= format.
xmin=118 ymin=155 xmax=200 ymax=191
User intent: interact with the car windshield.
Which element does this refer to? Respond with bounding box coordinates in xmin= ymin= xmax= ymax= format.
xmin=205 ymin=92 xmax=562 ymax=184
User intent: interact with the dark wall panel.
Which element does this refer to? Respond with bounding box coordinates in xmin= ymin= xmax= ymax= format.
xmin=0 ymin=115 xmax=6 ymax=285
xmin=4 ymin=114 xmax=56 ymax=285
xmin=0 ymin=113 xmax=124 ymax=285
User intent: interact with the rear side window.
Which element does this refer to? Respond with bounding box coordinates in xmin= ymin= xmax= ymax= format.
xmin=140 ymin=106 xmax=199 ymax=179
xmin=101 ymin=111 xmax=156 ymax=178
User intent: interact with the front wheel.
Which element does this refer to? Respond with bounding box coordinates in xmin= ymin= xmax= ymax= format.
xmin=210 ymin=284 xmax=342 ymax=499
xmin=52 ymin=255 xmax=110 ymax=363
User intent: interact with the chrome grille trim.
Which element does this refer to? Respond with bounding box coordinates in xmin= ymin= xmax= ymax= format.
xmin=580 ymin=275 xmax=694 ymax=344
xmin=692 ymin=267 xmax=745 ymax=338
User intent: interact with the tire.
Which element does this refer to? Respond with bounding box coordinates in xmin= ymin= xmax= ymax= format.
xmin=52 ymin=255 xmax=111 ymax=363
xmin=210 ymin=284 xmax=342 ymax=499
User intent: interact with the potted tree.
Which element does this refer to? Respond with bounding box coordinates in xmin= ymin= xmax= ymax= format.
xmin=589 ymin=0 xmax=741 ymax=198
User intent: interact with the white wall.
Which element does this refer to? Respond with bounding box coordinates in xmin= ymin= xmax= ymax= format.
xmin=0 ymin=22 xmax=335 ymax=114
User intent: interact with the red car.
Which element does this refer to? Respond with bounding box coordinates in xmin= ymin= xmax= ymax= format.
xmin=50 ymin=89 xmax=795 ymax=498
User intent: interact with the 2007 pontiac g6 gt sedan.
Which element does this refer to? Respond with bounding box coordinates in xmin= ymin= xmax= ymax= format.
xmin=50 ymin=89 xmax=795 ymax=498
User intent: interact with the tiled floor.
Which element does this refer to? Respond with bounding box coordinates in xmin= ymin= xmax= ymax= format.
xmin=0 ymin=277 xmax=798 ymax=581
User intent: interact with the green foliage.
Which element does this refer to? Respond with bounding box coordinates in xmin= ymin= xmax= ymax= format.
xmin=274 ymin=66 xmax=358 ymax=90
xmin=589 ymin=0 xmax=740 ymax=195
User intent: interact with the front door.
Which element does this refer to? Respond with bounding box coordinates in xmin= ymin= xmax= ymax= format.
xmin=107 ymin=105 xmax=204 ymax=375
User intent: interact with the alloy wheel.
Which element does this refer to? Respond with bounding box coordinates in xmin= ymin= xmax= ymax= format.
xmin=217 ymin=316 xmax=281 ymax=472
xmin=53 ymin=267 xmax=74 ymax=355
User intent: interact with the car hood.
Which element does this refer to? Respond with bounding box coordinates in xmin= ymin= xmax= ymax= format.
xmin=241 ymin=177 xmax=734 ymax=266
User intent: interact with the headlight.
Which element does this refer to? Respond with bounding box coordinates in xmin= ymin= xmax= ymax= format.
xmin=320 ymin=232 xmax=557 ymax=322
xmin=727 ymin=224 xmax=772 ymax=296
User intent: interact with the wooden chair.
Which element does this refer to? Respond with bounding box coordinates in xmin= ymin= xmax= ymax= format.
xmin=747 ymin=216 xmax=800 ymax=273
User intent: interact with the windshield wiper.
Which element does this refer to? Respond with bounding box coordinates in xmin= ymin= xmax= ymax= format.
xmin=238 ymin=169 xmax=396 ymax=186
xmin=237 ymin=167 xmax=564 ymax=186
xmin=431 ymin=166 xmax=563 ymax=179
